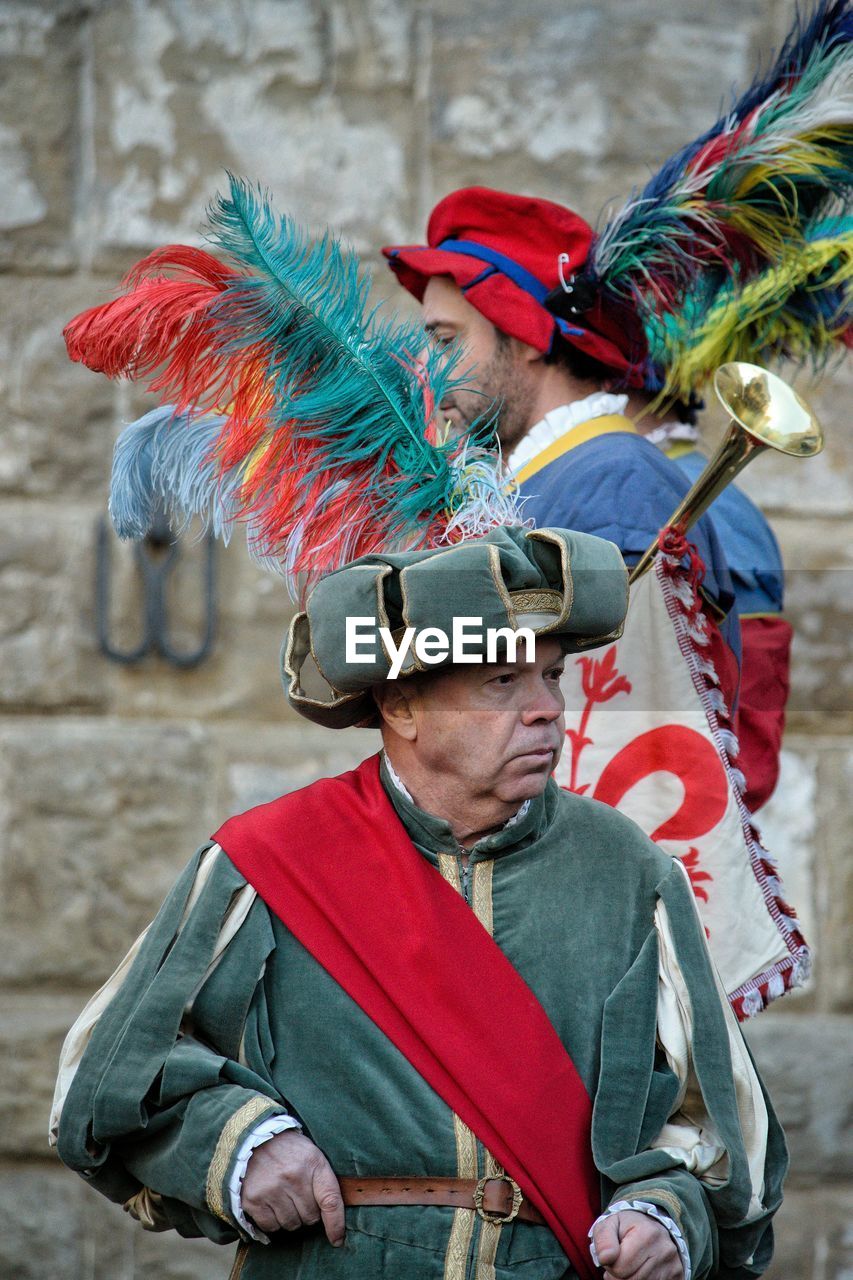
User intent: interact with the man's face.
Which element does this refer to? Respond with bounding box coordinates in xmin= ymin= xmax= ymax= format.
xmin=403 ymin=637 xmax=566 ymax=807
xmin=422 ymin=276 xmax=538 ymax=454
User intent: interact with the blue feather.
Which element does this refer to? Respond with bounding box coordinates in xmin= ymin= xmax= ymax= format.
xmin=110 ymin=405 xmax=236 ymax=541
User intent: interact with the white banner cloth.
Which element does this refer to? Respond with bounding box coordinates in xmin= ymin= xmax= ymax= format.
xmin=554 ymin=558 xmax=809 ymax=1018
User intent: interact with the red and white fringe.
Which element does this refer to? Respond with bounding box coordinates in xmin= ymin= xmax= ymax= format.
xmin=656 ymin=535 xmax=810 ymax=1020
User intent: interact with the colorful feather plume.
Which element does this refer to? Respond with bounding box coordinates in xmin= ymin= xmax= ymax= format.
xmin=67 ymin=1 xmax=853 ymax=579
xmin=655 ymin=215 xmax=853 ymax=397
xmin=65 ymin=175 xmax=520 ymax=595
xmin=584 ymin=0 xmax=853 ymax=391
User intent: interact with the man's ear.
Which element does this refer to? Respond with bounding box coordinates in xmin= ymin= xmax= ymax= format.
xmin=513 ymin=336 xmax=543 ymax=366
xmin=373 ymin=679 xmax=419 ymax=741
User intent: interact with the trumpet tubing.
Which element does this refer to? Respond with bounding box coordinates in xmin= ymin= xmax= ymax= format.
xmin=628 ymin=363 xmax=823 ymax=585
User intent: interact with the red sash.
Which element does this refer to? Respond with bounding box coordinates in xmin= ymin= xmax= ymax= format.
xmin=214 ymin=754 xmax=600 ymax=1277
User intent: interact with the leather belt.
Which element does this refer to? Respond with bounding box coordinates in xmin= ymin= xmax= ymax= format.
xmin=338 ymin=1175 xmax=545 ymax=1225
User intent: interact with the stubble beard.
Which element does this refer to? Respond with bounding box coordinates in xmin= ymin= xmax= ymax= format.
xmin=452 ymin=338 xmax=534 ymax=459
xmin=489 ymin=343 xmax=535 ymax=458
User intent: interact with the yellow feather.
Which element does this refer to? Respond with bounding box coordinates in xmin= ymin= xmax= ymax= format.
xmin=242 ymin=437 xmax=274 ymax=490
xmin=663 ymin=233 xmax=853 ymax=398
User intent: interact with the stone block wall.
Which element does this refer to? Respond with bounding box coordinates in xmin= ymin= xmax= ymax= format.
xmin=0 ymin=2 xmax=849 ymax=1276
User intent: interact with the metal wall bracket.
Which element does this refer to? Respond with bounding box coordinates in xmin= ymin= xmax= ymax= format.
xmin=95 ymin=507 xmax=217 ymax=668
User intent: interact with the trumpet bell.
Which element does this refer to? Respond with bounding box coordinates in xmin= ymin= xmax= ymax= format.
xmin=713 ymin=362 xmax=823 ymax=459
xmin=628 ymin=362 xmax=824 ymax=585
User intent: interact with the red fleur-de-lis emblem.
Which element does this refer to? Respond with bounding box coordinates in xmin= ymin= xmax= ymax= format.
xmin=578 ymin=647 xmax=633 ymax=704
xmin=681 ymin=846 xmax=713 ymax=903
xmin=563 ymin=647 xmax=632 ymax=794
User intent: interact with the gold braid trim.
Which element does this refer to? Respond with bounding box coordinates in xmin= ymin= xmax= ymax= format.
xmin=472 ymin=862 xmax=504 ymax=1278
xmin=508 ymin=589 xmax=564 ymax=615
xmin=206 ymin=1095 xmax=282 ymax=1223
xmin=436 ymin=853 xmax=461 ymax=893
xmin=437 ymin=854 xmax=478 ymax=1280
xmin=443 ymin=1111 xmax=479 ymax=1280
xmin=472 ymin=860 xmax=494 ymax=937
xmin=437 ymin=857 xmax=506 ymax=1279
xmin=476 ymin=1151 xmax=504 ymax=1280
xmin=631 ymin=1187 xmax=685 ymax=1233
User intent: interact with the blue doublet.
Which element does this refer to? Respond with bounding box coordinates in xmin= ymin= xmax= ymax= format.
xmin=517 ymin=430 xmax=741 ymax=660
xmin=671 ymin=449 xmax=784 ymax=616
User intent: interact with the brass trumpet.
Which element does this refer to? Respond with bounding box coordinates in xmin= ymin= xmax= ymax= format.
xmin=628 ymin=362 xmax=824 ymax=585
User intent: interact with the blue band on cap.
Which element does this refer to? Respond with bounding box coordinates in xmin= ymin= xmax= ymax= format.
xmin=461 ymin=264 xmax=498 ymax=291
xmin=439 ymin=239 xmax=549 ymax=301
xmin=437 ymin=238 xmax=586 ymax=338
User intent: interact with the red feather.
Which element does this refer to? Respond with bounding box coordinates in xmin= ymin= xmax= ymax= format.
xmin=687 ymin=108 xmax=761 ymax=180
xmin=63 ymin=245 xmax=244 ymax=411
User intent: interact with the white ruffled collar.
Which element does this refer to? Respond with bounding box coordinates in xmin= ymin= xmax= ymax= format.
xmin=505 ymin=392 xmax=630 ymax=477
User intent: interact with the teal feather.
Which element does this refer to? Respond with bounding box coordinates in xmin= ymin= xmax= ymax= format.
xmin=197 ymin=175 xmax=502 ymax=581
xmin=95 ymin=175 xmax=515 ymax=593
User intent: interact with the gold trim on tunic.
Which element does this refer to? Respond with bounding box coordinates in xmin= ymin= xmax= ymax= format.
xmin=206 ymin=1094 xmax=281 ymax=1223
xmin=436 ymin=854 xmax=478 ymax=1279
xmin=634 ymin=1187 xmax=685 ymax=1232
xmin=471 ymin=861 xmax=505 ymax=1277
xmin=476 ymin=1150 xmax=505 ymax=1279
xmin=436 ymin=855 xmax=505 ymax=1280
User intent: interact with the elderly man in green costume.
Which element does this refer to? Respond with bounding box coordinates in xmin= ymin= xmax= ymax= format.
xmin=51 ymin=526 xmax=785 ymax=1280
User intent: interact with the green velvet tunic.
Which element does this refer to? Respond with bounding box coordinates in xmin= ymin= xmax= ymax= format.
xmin=56 ymin=763 xmax=786 ymax=1279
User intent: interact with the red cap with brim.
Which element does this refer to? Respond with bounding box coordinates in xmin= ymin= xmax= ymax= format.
xmin=383 ymin=186 xmax=647 ymax=386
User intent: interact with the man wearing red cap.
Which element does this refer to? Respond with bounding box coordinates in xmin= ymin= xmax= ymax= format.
xmin=384 ymin=186 xmax=788 ymax=811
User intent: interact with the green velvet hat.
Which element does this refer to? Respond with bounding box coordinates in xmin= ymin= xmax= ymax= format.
xmin=282 ymin=526 xmax=628 ymax=728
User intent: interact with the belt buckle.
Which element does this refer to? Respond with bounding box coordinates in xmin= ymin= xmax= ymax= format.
xmin=473 ymin=1173 xmax=523 ymax=1224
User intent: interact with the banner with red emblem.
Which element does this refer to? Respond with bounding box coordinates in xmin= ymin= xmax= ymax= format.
xmin=555 ymin=553 xmax=809 ymax=1019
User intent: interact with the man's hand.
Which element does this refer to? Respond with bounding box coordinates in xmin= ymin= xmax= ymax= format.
xmin=592 ymin=1209 xmax=683 ymax=1280
xmin=240 ymin=1130 xmax=345 ymax=1247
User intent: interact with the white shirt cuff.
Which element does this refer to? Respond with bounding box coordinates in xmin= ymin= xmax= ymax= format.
xmin=588 ymin=1198 xmax=691 ymax=1280
xmin=227 ymin=1113 xmax=302 ymax=1242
